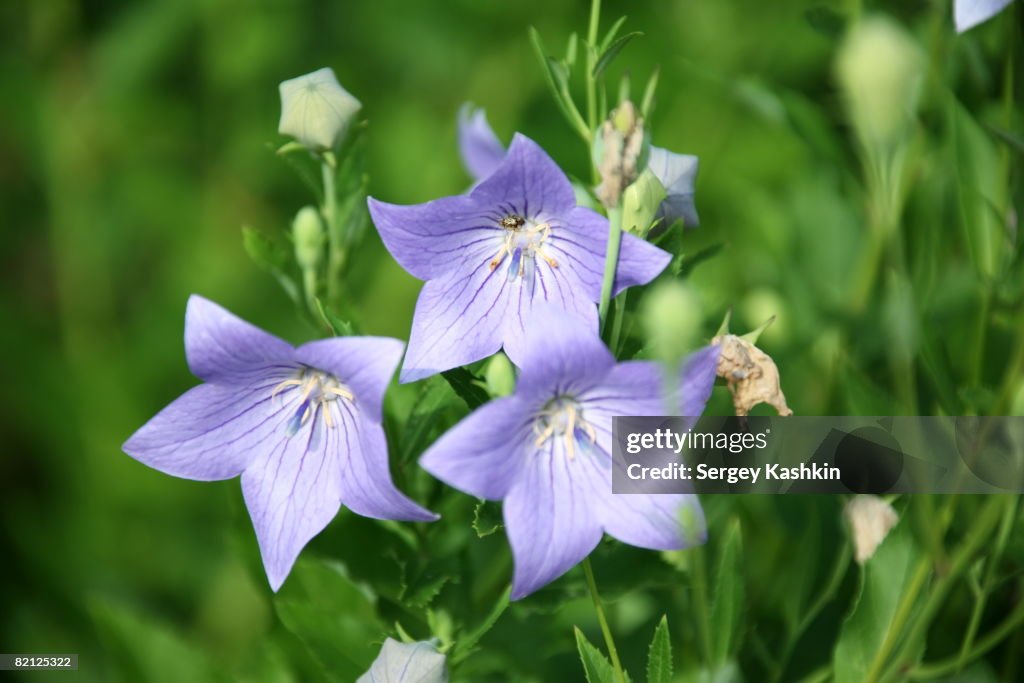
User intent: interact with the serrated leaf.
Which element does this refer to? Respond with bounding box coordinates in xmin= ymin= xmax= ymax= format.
xmin=575 ymin=627 xmax=619 ymax=683
xmin=593 ymin=31 xmax=643 ymax=79
xmin=242 ymin=226 xmax=301 ymax=305
xmin=646 ymin=616 xmax=672 ymax=683
xmin=441 ymin=368 xmax=490 ymax=410
xmin=709 ymin=519 xmax=744 ymax=665
xmin=675 ymin=242 xmax=725 ymax=278
xmin=832 ymin=523 xmax=920 ymax=683
xmin=452 ymin=586 xmax=511 ymax=664
xmin=472 ymin=499 xmax=504 ymax=538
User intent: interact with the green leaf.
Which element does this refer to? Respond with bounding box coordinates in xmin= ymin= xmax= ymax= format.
xmin=646 ymin=615 xmax=672 ymax=683
xmin=314 ymin=298 xmax=355 ymax=336
xmin=575 ymin=627 xmax=619 ymax=683
xmin=528 ymin=26 xmax=590 ymax=141
xmin=640 ymin=67 xmax=660 ymax=119
xmin=441 ymin=368 xmax=490 ymax=410
xmin=674 ymin=242 xmax=725 ymax=278
xmin=709 ymin=519 xmax=744 ymax=665
xmin=452 ymin=586 xmax=511 ymax=664
xmin=832 ymin=523 xmax=920 ymax=683
xmin=593 ymin=31 xmax=643 ymax=79
xmin=399 ymin=376 xmax=456 ymax=463
xmin=472 ymin=499 xmax=504 ymax=538
xmin=242 ymin=226 xmax=302 ymax=305
xmin=599 ymin=16 xmax=629 ymax=54
xmin=274 ymin=558 xmax=382 ymax=683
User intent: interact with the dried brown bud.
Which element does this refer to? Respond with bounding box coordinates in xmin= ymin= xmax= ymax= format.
xmin=594 ymin=101 xmax=644 ymax=209
xmin=711 ymin=334 xmax=792 ymax=417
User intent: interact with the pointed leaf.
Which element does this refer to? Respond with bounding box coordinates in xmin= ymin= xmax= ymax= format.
xmin=441 ymin=368 xmax=490 ymax=410
xmin=593 ymin=32 xmax=643 ymax=79
xmin=710 ymin=519 xmax=744 ymax=665
xmin=575 ymin=627 xmax=619 ymax=683
xmin=242 ymin=226 xmax=301 ymax=305
xmin=646 ymin=616 xmax=672 ymax=683
xmin=452 ymin=587 xmax=511 ymax=664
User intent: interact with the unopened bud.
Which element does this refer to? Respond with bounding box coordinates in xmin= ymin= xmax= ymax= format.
xmin=836 ymin=16 xmax=923 ymax=148
xmin=292 ymin=206 xmax=324 ymax=271
xmin=356 ymin=638 xmax=447 ymax=683
xmin=279 ymin=67 xmax=361 ymax=151
xmin=642 ymin=281 xmax=702 ymax=367
xmin=844 ymin=495 xmax=898 ymax=564
xmin=621 ymin=169 xmax=666 ymax=237
xmin=484 ymin=352 xmax=516 ymax=398
xmin=594 ymin=101 xmax=646 ymax=209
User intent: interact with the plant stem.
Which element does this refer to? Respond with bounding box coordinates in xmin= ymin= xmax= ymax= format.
xmin=586 ymin=0 xmax=601 ymax=132
xmin=320 ymin=157 xmax=344 ymax=307
xmin=598 ymin=207 xmax=623 ymax=331
xmin=581 ymin=557 xmax=626 ymax=683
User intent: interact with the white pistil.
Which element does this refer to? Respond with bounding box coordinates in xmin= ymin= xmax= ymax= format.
xmin=271 ymin=368 xmax=355 ymax=436
xmin=533 ymin=398 xmax=596 ymax=460
xmin=488 ymin=216 xmax=560 ymax=283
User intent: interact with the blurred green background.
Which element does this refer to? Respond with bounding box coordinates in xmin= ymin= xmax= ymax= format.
xmin=1 ymin=0 xmax=1022 ymax=681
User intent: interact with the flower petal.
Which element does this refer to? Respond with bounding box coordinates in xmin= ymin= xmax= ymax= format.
xmin=647 ymin=146 xmax=700 ymax=229
xmin=420 ymin=396 xmax=532 ymax=500
xmin=506 ymin=305 xmax=613 ymax=401
xmin=241 ymin=414 xmax=343 ymax=591
xmin=955 ymin=0 xmax=1013 ymax=32
xmin=296 ymin=336 xmax=404 ymax=421
xmin=357 ymin=639 xmax=448 ymax=683
xmin=400 ymin=258 xmax=511 ymax=383
xmin=368 ymin=195 xmax=497 ymax=281
xmin=597 ymin=486 xmax=707 ymax=550
xmin=556 ymin=207 xmax=671 ymax=299
xmin=470 ymin=134 xmax=576 ymax=219
xmin=677 ymin=344 xmax=721 ymax=417
xmin=185 ymin=295 xmax=295 ymax=384
xmin=123 ymin=375 xmax=293 ymax=481
xmin=458 ymin=103 xmax=507 ymax=182
xmin=335 ymin=404 xmax=438 ymax=522
xmin=504 ymin=437 xmax=603 ymax=600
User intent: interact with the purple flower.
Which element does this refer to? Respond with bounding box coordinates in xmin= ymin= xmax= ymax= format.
xmin=419 ymin=309 xmax=719 ymax=599
xmin=458 ymin=104 xmax=700 ymax=228
xmin=955 ymin=0 xmax=1013 ymax=32
xmin=123 ymin=296 xmax=437 ymax=591
xmin=368 ymin=134 xmax=670 ymax=383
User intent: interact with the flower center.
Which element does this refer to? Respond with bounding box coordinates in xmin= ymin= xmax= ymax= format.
xmin=488 ymin=213 xmax=559 ymax=292
xmin=532 ymin=396 xmax=597 ymax=460
xmin=271 ymin=368 xmax=355 ymax=436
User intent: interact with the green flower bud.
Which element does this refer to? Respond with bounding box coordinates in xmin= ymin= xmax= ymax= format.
xmin=642 ymin=280 xmax=702 ymax=367
xmin=278 ymin=67 xmax=361 ymax=151
xmin=292 ymin=205 xmax=324 ymax=271
xmin=621 ymin=169 xmax=667 ymax=237
xmin=836 ymin=16 xmax=923 ymax=149
xmin=484 ymin=352 xmax=516 ymax=398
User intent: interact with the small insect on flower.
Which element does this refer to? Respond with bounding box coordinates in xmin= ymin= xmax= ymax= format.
xmin=420 ymin=307 xmax=720 ymax=599
xmin=122 ymin=296 xmax=436 ymax=591
xmin=368 ymin=134 xmax=672 ymax=383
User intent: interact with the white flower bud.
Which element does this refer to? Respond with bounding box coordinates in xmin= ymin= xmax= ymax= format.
xmin=835 ymin=16 xmax=923 ymax=148
xmin=278 ymin=67 xmax=361 ymax=151
xmin=356 ymin=639 xmax=447 ymax=683
xmin=844 ymin=495 xmax=898 ymax=564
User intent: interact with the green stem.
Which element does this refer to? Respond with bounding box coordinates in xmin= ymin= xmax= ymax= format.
xmin=581 ymin=557 xmax=626 ymax=683
xmin=610 ymin=290 xmax=627 ymax=354
xmin=862 ymin=557 xmax=933 ymax=683
xmin=320 ymin=157 xmax=344 ymax=306
xmin=585 ymin=0 xmax=601 ymax=132
xmin=598 ymin=208 xmax=623 ymax=331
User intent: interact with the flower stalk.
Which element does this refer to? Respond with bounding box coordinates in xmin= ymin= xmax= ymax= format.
xmin=582 ymin=557 xmax=626 ymax=683
xmin=598 ymin=207 xmax=622 ymax=331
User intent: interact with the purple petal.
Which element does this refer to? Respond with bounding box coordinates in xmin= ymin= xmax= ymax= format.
xmin=597 ymin=487 xmax=707 ymax=550
xmin=647 ymin=146 xmax=700 ymax=229
xmin=336 ymin=407 xmax=438 ymax=521
xmin=400 ymin=257 xmax=511 ymax=383
xmin=470 ymin=134 xmax=576 ymax=219
xmin=419 ymin=396 xmax=533 ymax=500
xmin=557 ymin=207 xmax=671 ymax=299
xmin=458 ymin=104 xmax=507 ymax=182
xmin=504 ymin=437 xmax=604 ymax=600
xmin=296 ymin=336 xmax=404 ymax=421
xmin=123 ymin=375 xmax=293 ymax=481
xmin=185 ymin=295 xmax=295 ymax=384
xmin=677 ymin=345 xmax=721 ymax=417
xmin=506 ymin=305 xmax=613 ymax=401
xmin=955 ymin=0 xmax=1013 ymax=31
xmin=241 ymin=411 xmax=343 ymax=591
xmin=368 ymin=195 xmax=496 ymax=281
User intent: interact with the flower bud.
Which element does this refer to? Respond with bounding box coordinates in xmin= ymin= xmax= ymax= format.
xmin=278 ymin=67 xmax=361 ymax=151
xmin=594 ymin=100 xmax=647 ymax=209
xmin=484 ymin=352 xmax=516 ymax=398
xmin=292 ymin=206 xmax=324 ymax=271
xmin=844 ymin=495 xmax=898 ymax=564
xmin=357 ymin=638 xmax=447 ymax=683
xmin=835 ymin=16 xmax=923 ymax=149
xmin=621 ymin=169 xmax=667 ymax=237
xmin=642 ymin=281 xmax=702 ymax=367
